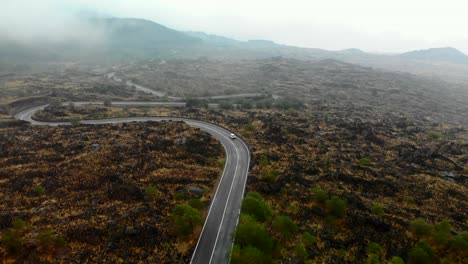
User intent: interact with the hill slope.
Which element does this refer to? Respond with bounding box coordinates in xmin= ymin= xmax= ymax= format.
xmin=400 ymin=47 xmax=468 ymax=64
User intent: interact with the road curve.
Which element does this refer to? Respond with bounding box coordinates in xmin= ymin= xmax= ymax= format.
xmin=14 ymin=103 xmax=251 ymax=264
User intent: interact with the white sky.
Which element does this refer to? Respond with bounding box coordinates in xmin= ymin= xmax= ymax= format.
xmin=2 ymin=0 xmax=468 ymax=53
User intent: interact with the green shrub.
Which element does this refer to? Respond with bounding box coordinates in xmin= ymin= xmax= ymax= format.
xmin=366 ymin=242 xmax=383 ymax=255
xmin=370 ymin=204 xmax=385 ymax=215
xmin=426 ymin=131 xmax=444 ymax=140
xmin=259 ymin=155 xmax=269 ymax=167
xmin=235 ymin=214 xmax=273 ymax=255
xmin=450 ymin=232 xmax=468 ymax=252
xmin=1 ymin=219 xmax=29 ymax=257
xmin=409 ymin=240 xmax=436 ymax=264
xmin=189 ymin=198 xmax=204 ymax=210
xmin=302 ymin=232 xmax=316 ymax=247
xmin=359 ymin=157 xmax=372 ymax=166
xmin=433 ymin=220 xmax=452 ymax=246
xmin=326 ymin=196 xmax=348 ymax=218
xmin=145 ymin=185 xmax=160 ymax=200
xmin=404 ymin=196 xmax=416 ymax=204
xmin=367 ymin=254 xmax=380 ymax=264
xmin=272 ymin=216 xmax=298 ymax=239
xmin=173 ymin=204 xmax=202 ymax=237
xmin=311 ymin=187 xmax=328 ymax=204
xmin=260 ymin=169 xmax=279 ymax=183
xmin=1 ymin=230 xmax=23 ymax=257
xmin=174 ymin=192 xmax=186 ymax=201
xmin=410 ymin=219 xmax=433 ymax=238
xmin=34 ymin=185 xmax=45 ymax=196
xmin=231 ymin=244 xmax=271 ymax=264
xmin=391 ymin=256 xmax=405 ymax=264
xmin=244 ymin=124 xmax=255 ymax=132
xmin=241 ymin=192 xmax=272 ymax=222
xmin=294 ymin=243 xmax=308 ymax=259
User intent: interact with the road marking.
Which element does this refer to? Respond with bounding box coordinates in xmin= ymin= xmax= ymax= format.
xmin=189 ymin=126 xmax=231 ymax=263
xmin=208 ymin=133 xmax=239 ymax=264
xmin=17 ymin=103 xmax=251 ymax=264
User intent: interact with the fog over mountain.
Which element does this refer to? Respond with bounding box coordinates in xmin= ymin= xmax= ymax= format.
xmin=2 ymin=0 xmax=468 ymax=54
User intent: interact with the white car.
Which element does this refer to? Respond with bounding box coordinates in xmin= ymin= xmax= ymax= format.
xmin=229 ymin=133 xmax=237 ymax=139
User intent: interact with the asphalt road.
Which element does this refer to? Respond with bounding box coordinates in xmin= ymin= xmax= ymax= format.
xmin=108 ymin=72 xmax=265 ymax=101
xmin=14 ymin=103 xmax=251 ymax=264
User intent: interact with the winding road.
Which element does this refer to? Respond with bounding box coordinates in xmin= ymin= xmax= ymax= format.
xmin=14 ymin=102 xmax=251 ymax=264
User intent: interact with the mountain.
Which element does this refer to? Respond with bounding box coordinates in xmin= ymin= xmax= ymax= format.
xmin=400 ymin=47 xmax=468 ymax=64
xmin=0 ymin=17 xmax=202 ymax=63
xmin=185 ymin=31 xmax=242 ymax=47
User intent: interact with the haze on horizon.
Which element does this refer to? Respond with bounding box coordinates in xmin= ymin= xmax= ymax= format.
xmin=2 ymin=0 xmax=468 ymax=54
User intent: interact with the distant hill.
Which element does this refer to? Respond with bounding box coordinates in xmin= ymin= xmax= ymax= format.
xmin=0 ymin=17 xmax=202 ymax=63
xmin=184 ymin=31 xmax=242 ymax=47
xmin=400 ymin=47 xmax=468 ymax=64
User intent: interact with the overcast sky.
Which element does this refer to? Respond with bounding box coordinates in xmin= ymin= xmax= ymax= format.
xmin=3 ymin=0 xmax=468 ymax=53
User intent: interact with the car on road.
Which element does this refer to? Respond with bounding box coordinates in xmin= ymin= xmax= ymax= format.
xmin=229 ymin=133 xmax=237 ymax=139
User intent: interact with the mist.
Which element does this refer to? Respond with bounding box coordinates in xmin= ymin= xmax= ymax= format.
xmin=2 ymin=0 xmax=468 ymax=53
xmin=0 ymin=0 xmax=105 ymax=47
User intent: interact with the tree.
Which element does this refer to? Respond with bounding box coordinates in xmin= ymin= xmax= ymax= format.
xmin=235 ymin=214 xmax=273 ymax=255
xmin=231 ymin=245 xmax=269 ymax=264
xmin=326 ymin=196 xmax=348 ymax=218
xmin=409 ymin=240 xmax=436 ymax=264
xmin=173 ymin=204 xmax=202 ymax=237
xmin=302 ymin=232 xmax=316 ymax=248
xmin=410 ymin=219 xmax=433 ymax=239
xmin=241 ymin=192 xmax=272 ymax=222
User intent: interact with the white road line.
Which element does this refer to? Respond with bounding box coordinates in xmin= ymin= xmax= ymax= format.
xmin=208 ymin=134 xmax=239 ymax=264
xmin=189 ymin=127 xmax=231 ymax=263
xmin=16 ymin=102 xmax=251 ymax=264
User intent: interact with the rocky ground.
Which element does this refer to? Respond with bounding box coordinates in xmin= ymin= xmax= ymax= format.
xmin=1 ymin=58 xmax=468 ymax=263
xmin=0 ymin=121 xmax=223 ymax=263
xmin=29 ymin=101 xmax=468 ymax=263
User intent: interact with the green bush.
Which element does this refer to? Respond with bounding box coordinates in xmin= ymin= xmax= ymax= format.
xmin=366 ymin=242 xmax=383 ymax=255
xmin=34 ymin=185 xmax=45 ymax=196
xmin=426 ymin=131 xmax=444 ymax=140
xmin=409 ymin=240 xmax=435 ymax=264
xmin=391 ymin=256 xmax=405 ymax=264
xmin=260 ymin=169 xmax=279 ymax=183
xmin=326 ymin=196 xmax=348 ymax=218
xmin=1 ymin=230 xmax=23 ymax=256
xmin=359 ymin=157 xmax=372 ymax=166
xmin=433 ymin=220 xmax=452 ymax=246
xmin=241 ymin=192 xmax=272 ymax=222
xmin=302 ymin=232 xmax=316 ymax=248
xmin=1 ymin=219 xmax=29 ymax=257
xmin=231 ymin=244 xmax=271 ymax=264
xmin=370 ymin=204 xmax=385 ymax=215
xmin=272 ymin=216 xmax=297 ymax=239
xmin=311 ymin=187 xmax=328 ymax=204
xmin=173 ymin=204 xmax=202 ymax=237
xmin=259 ymin=155 xmax=269 ymax=167
xmin=450 ymin=232 xmax=468 ymax=252
xmin=189 ymin=198 xmax=204 ymax=210
xmin=145 ymin=185 xmax=160 ymax=200
xmin=294 ymin=243 xmax=308 ymax=259
xmin=410 ymin=219 xmax=433 ymax=238
xmin=235 ymin=214 xmax=273 ymax=255
xmin=174 ymin=192 xmax=186 ymax=201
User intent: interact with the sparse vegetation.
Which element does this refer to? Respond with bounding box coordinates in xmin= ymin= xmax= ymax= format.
xmin=173 ymin=204 xmax=203 ymax=237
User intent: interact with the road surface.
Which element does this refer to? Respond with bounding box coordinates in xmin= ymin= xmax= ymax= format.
xmin=14 ymin=103 xmax=251 ymax=264
xmin=107 ymin=72 xmax=266 ymax=101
